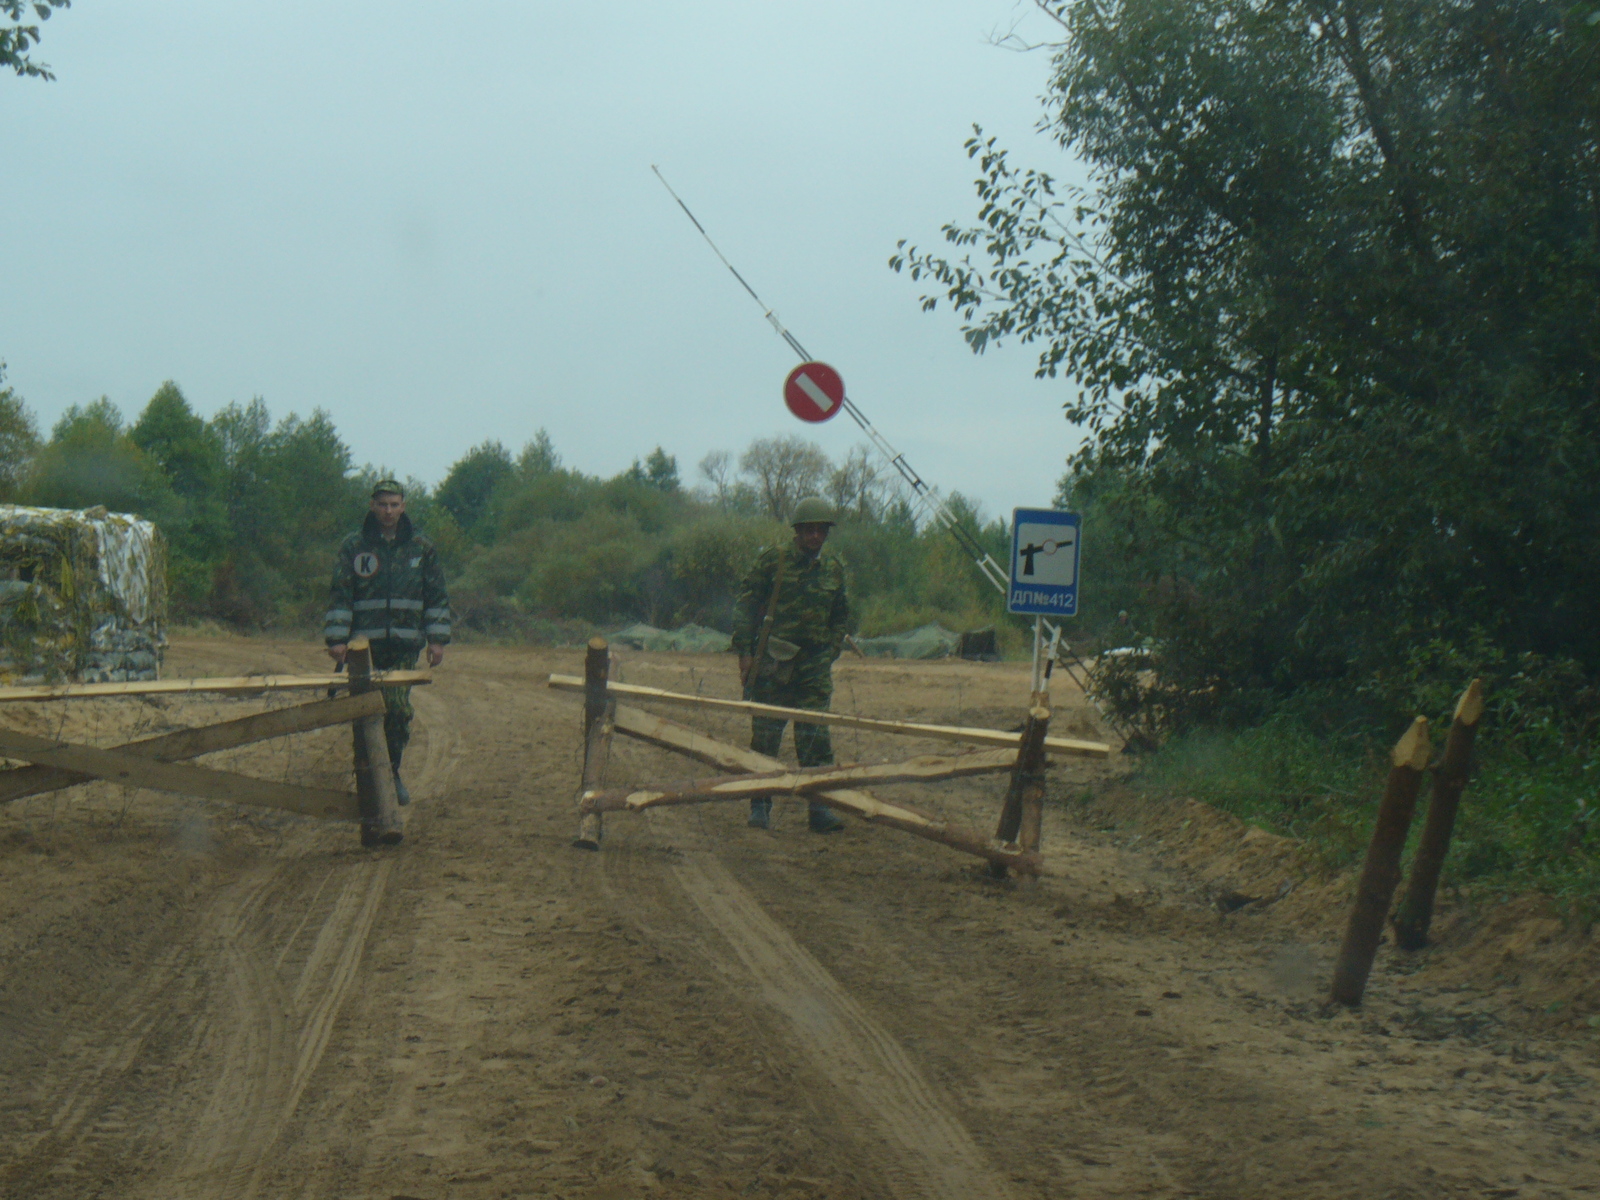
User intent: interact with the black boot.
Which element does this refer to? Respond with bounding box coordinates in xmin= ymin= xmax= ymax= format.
xmin=748 ymin=797 xmax=772 ymax=829
xmin=808 ymin=802 xmax=844 ymax=833
xmin=390 ymin=751 xmax=410 ymax=807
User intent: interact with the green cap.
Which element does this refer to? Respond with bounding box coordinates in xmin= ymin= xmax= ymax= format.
xmin=790 ymin=496 xmax=837 ymax=526
xmin=371 ymin=479 xmax=405 ymax=498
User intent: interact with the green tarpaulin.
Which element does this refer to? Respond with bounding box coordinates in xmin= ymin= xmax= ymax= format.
xmin=851 ymin=623 xmax=960 ymax=660
xmin=609 ymin=623 xmax=733 ymax=653
xmin=608 ymin=621 xmax=966 ymax=660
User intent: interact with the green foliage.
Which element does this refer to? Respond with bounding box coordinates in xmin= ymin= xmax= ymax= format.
xmin=435 ymin=440 xmax=514 ymax=542
xmin=624 ymin=447 xmax=681 ymax=493
xmin=1134 ymin=701 xmax=1600 ymax=904
xmin=898 ymin=0 xmax=1600 ymax=732
xmin=128 ymin=382 xmax=229 ymax=606
xmin=1 ymin=0 xmax=70 ymax=79
xmin=26 ymin=399 xmax=170 ymax=517
xmin=0 ymin=364 xmax=40 ymax=500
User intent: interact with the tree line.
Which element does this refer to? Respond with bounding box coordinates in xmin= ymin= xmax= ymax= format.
xmin=0 ymin=368 xmax=1014 ymax=643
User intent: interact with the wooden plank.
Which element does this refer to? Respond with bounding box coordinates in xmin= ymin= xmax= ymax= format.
xmin=581 ymin=749 xmax=1017 ymax=812
xmin=0 ymin=728 xmax=358 ymax=820
xmin=610 ymin=705 xmax=1040 ymax=875
xmin=0 ymin=690 xmax=385 ymax=806
xmin=548 ymin=674 xmax=1110 ymax=758
xmin=0 ymin=671 xmax=433 ymax=704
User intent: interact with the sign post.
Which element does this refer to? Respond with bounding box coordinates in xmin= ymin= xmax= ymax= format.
xmin=1008 ymin=509 xmax=1082 ymax=692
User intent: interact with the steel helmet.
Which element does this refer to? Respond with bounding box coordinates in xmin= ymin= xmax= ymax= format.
xmin=790 ymin=496 xmax=837 ymax=527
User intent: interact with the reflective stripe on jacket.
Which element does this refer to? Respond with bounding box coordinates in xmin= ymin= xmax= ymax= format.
xmin=324 ymin=513 xmax=452 ymax=647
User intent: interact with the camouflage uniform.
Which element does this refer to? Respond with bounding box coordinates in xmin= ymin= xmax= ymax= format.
xmin=731 ymin=542 xmax=850 ymax=768
xmin=323 ymin=512 xmax=451 ymax=764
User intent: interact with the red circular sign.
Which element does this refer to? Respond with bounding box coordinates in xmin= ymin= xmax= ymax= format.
xmin=783 ymin=362 xmax=845 ymax=424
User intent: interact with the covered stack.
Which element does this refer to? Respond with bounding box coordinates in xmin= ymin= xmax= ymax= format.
xmin=0 ymin=505 xmax=168 ymax=684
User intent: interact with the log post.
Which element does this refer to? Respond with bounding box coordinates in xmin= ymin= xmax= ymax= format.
xmin=1392 ymin=680 xmax=1484 ymax=951
xmin=1329 ymin=716 xmax=1431 ymax=1005
xmin=990 ymin=704 xmax=1051 ymax=878
xmin=572 ymin=637 xmax=615 ymax=850
xmin=347 ymin=638 xmax=404 ymax=847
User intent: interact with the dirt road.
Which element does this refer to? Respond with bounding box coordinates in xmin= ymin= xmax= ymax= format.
xmin=1 ymin=637 xmax=1596 ymax=1198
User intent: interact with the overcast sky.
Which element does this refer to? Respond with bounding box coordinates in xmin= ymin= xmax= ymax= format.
xmin=2 ymin=1 xmax=1087 ymax=524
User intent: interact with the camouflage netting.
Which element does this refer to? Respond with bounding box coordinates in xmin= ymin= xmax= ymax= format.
xmin=0 ymin=505 xmax=169 ymax=684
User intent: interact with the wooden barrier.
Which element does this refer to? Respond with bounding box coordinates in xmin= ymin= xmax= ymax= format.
xmin=1330 ymin=717 xmax=1431 ymax=1005
xmin=0 ymin=726 xmax=358 ymax=819
xmin=572 ymin=638 xmax=615 ymax=850
xmin=611 ymin=705 xmax=1040 ymax=875
xmin=0 ymin=690 xmax=382 ymax=806
xmin=1393 ymin=680 xmax=1484 ymax=950
xmin=547 ymin=674 xmax=1110 ymax=758
xmin=346 ymin=639 xmax=404 ymax=846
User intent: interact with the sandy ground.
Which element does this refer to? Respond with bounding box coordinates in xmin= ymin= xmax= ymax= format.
xmin=0 ymin=636 xmax=1596 ymax=1199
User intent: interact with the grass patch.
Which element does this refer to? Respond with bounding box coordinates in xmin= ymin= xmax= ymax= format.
xmin=1129 ymin=715 xmax=1600 ymax=905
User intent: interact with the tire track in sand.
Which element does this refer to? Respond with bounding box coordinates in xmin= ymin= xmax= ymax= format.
xmin=0 ymin=649 xmax=468 ymax=1199
xmin=159 ymin=692 xmax=466 ymax=1198
xmin=602 ymin=807 xmax=1016 ymax=1200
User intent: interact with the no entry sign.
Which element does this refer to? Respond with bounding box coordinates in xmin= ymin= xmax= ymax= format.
xmin=784 ymin=362 xmax=845 ymax=423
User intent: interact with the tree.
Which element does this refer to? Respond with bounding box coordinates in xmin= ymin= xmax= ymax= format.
xmin=207 ymin=398 xmax=363 ymax=625
xmin=2 ymin=0 xmax=71 ymax=79
xmin=826 ymin=445 xmax=885 ymax=522
xmin=129 ymin=382 xmax=230 ymax=608
xmin=437 ymin=440 xmax=515 ymax=540
xmin=699 ymin=450 xmax=734 ymax=503
xmin=625 ymin=446 xmax=680 ymax=493
xmin=739 ymin=434 xmax=829 ymax=522
xmin=0 ymin=363 xmax=39 ymax=500
xmin=896 ymin=0 xmax=1600 ymax=725
xmin=25 ymin=398 xmax=171 ymax=517
xmin=517 ymin=429 xmax=560 ymax=478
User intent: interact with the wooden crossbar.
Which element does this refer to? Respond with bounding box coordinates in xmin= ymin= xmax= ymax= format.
xmin=581 ymin=749 xmax=1017 ymax=812
xmin=610 ymin=705 xmax=1040 ymax=875
xmin=0 ymin=728 xmax=359 ymax=821
xmin=0 ymin=690 xmax=384 ymax=806
xmin=549 ymin=674 xmax=1110 ymax=758
xmin=0 ymin=671 xmax=432 ymax=704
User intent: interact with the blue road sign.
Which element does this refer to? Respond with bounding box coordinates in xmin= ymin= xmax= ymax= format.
xmin=1008 ymin=508 xmax=1081 ymax=616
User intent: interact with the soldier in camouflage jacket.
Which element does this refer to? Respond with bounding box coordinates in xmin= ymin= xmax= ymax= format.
xmin=324 ymin=481 xmax=451 ymax=803
xmin=731 ymin=496 xmax=851 ymax=832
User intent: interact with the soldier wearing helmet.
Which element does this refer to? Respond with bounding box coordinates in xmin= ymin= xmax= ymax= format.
xmin=731 ymin=496 xmax=852 ymax=833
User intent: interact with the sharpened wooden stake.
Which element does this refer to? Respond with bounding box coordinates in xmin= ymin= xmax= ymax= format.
xmin=546 ymin=673 xmax=1111 ymax=757
xmin=991 ymin=705 xmax=1051 ymax=878
xmin=1330 ymin=716 xmax=1431 ymax=1006
xmin=1393 ymin=680 xmax=1484 ymax=951
xmin=572 ymin=638 xmax=615 ymax=850
xmin=347 ymin=639 xmax=404 ymax=847
xmin=610 ymin=705 xmax=1041 ymax=875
